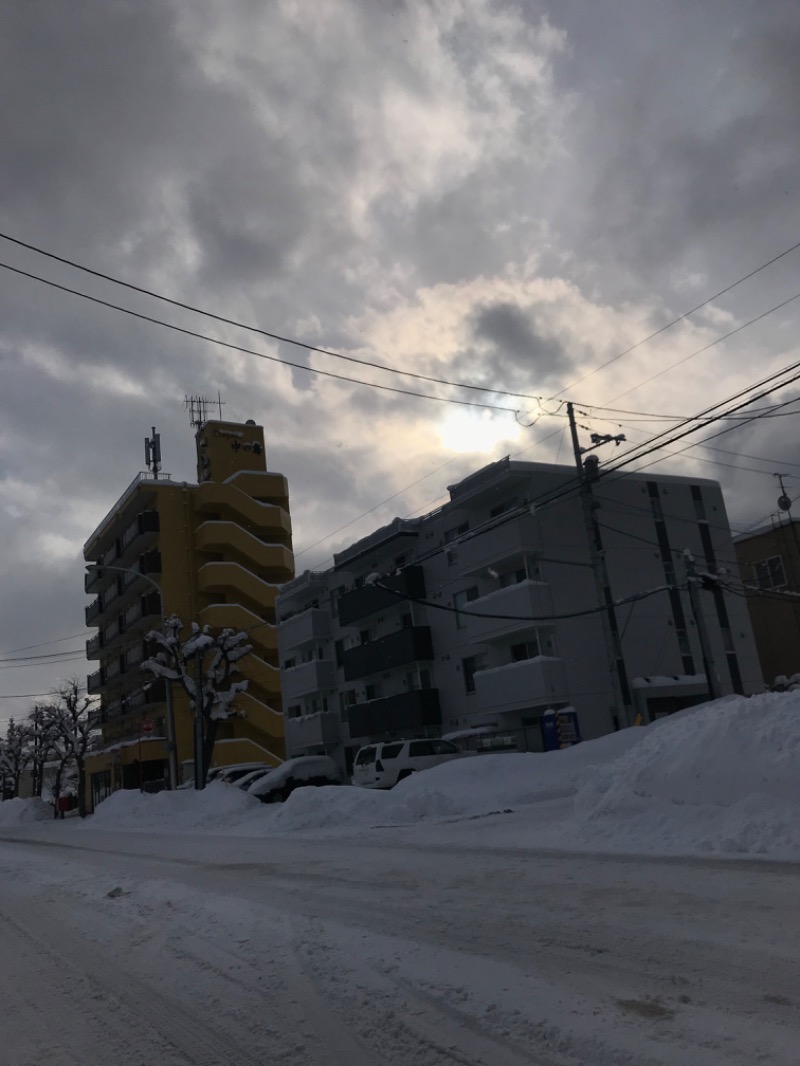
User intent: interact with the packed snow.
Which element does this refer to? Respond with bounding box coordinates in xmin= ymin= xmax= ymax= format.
xmin=38 ymin=690 xmax=796 ymax=859
xmin=1 ymin=690 xmax=798 ymax=1065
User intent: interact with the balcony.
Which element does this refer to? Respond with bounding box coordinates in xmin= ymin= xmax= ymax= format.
xmin=285 ymin=712 xmax=341 ymax=752
xmin=347 ymin=689 xmax=441 ymax=738
xmin=85 ymin=598 xmax=102 ymax=625
xmin=461 ymin=580 xmax=555 ymax=644
xmin=455 ymin=514 xmax=539 ymax=575
xmin=279 ymin=607 xmax=330 ymax=651
xmin=282 ymin=658 xmax=336 ymax=700
xmin=473 ymin=656 xmax=568 ymax=713
xmin=338 ymin=566 xmax=426 ymax=626
xmin=342 ymin=626 xmax=433 ymax=682
xmin=121 ymin=509 xmax=160 ymax=552
xmin=86 ymin=633 xmax=103 ymax=659
xmin=87 ymin=669 xmax=103 ymax=695
xmin=123 ymin=591 xmax=162 ymax=630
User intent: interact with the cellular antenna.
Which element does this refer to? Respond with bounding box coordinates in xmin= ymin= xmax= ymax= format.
xmin=144 ymin=426 xmax=161 ymax=475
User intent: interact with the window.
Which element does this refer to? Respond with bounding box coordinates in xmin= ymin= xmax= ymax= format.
xmin=329 ymin=590 xmax=339 ymax=618
xmin=444 ymin=522 xmax=469 ymax=544
xmin=359 ymin=628 xmax=371 ymax=645
xmin=365 ymin=683 xmax=380 ymax=700
xmin=408 ymin=740 xmax=435 ymax=757
xmin=354 ymin=746 xmax=376 ymax=766
xmin=381 ymin=743 xmax=403 ymax=760
xmin=511 ymin=640 xmax=539 ymax=662
xmin=453 ymin=586 xmax=479 ymax=628
xmin=754 ymin=555 xmax=787 ymax=590
xmin=283 ymin=657 xmax=296 ymax=670
xmin=287 ymin=704 xmax=302 ymax=718
xmin=339 ymin=689 xmax=357 ymax=712
xmin=335 ymin=639 xmax=345 ymax=668
xmin=400 ymin=611 xmax=413 ymax=629
xmin=499 ymin=567 xmax=526 ymax=588
xmin=462 ymin=654 xmax=486 ymax=694
xmin=432 ymin=740 xmax=459 ymax=754
xmin=489 ymin=499 xmax=515 ymax=518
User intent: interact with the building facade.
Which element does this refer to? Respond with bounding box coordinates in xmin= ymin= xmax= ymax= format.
xmin=734 ymin=517 xmax=800 ymax=686
xmin=83 ymin=419 xmax=294 ymax=807
xmin=277 ymin=457 xmax=761 ymax=775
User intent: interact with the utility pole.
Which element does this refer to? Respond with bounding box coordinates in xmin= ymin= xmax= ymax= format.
xmin=567 ymin=402 xmax=634 ymax=729
xmin=193 ymin=646 xmax=206 ymax=789
xmin=683 ymin=551 xmax=721 ymax=700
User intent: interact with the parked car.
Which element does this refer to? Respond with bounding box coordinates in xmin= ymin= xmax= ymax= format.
xmin=207 ymin=762 xmax=270 ymax=785
xmin=352 ymin=738 xmax=466 ymax=789
xmin=247 ymin=755 xmax=343 ymax=803
xmin=233 ymin=767 xmax=275 ymax=791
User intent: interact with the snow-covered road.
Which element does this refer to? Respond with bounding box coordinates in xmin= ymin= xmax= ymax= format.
xmin=0 ymin=824 xmax=797 ymax=1066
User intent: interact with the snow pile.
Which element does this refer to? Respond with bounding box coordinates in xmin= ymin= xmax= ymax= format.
xmin=76 ymin=690 xmax=800 ymax=860
xmin=0 ymin=797 xmax=54 ymax=825
xmin=87 ymin=779 xmax=262 ymax=832
xmin=573 ymin=693 xmax=800 ymax=855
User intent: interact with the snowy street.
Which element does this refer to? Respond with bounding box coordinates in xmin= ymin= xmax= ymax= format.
xmin=0 ymin=821 xmax=797 ymax=1066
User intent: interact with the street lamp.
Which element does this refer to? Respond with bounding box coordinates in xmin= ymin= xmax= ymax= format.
xmin=85 ymin=563 xmax=178 ymax=790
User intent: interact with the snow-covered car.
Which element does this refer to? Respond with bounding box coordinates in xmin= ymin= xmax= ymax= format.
xmin=247 ymin=756 xmax=343 ymax=803
xmin=233 ymin=767 xmax=274 ymax=791
xmin=352 ymin=739 xmax=466 ymax=789
xmin=207 ymin=762 xmax=270 ymax=785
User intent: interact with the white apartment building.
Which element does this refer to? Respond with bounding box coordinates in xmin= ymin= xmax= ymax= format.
xmin=277 ymin=457 xmax=761 ymax=775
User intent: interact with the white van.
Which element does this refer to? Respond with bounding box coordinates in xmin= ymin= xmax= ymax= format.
xmin=352 ymin=739 xmax=465 ymax=789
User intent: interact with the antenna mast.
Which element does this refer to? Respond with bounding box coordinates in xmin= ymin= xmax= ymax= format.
xmin=184 ymin=394 xmax=224 ymax=429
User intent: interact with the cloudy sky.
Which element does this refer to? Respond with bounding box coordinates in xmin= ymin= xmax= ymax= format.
xmin=1 ymin=0 xmax=799 ymax=724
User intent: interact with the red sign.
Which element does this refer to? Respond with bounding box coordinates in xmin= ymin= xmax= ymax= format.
xmin=141 ymin=717 xmax=156 ymax=735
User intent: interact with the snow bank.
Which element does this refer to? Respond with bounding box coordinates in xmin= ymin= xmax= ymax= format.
xmin=80 ymin=691 xmax=800 ymax=860
xmin=0 ymin=797 xmax=54 ymax=825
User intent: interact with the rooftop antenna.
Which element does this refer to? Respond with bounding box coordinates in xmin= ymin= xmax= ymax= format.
xmin=144 ymin=427 xmax=161 ymax=476
xmin=184 ymin=394 xmax=224 ymax=429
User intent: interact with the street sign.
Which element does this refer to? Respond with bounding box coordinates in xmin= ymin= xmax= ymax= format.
xmin=141 ymin=717 xmax=156 ymax=735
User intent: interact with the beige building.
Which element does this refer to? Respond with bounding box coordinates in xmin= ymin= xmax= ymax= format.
xmin=734 ymin=517 xmax=800 ymax=686
xmin=83 ymin=418 xmax=294 ymax=809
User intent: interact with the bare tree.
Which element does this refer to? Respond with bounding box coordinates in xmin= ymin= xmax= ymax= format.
xmin=41 ymin=679 xmax=98 ymax=818
xmin=3 ymin=719 xmax=26 ymax=798
xmin=142 ymin=615 xmax=251 ymax=782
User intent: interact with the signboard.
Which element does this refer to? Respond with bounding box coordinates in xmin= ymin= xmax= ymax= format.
xmin=141 ymin=717 xmax=156 ymax=735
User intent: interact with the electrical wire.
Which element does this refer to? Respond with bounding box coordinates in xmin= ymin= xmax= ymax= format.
xmin=0 ymin=232 xmax=546 ymax=401
xmin=374 ymin=578 xmax=674 ymax=622
xmin=0 ymin=259 xmax=518 ymax=413
xmin=549 ymin=237 xmax=800 ymax=397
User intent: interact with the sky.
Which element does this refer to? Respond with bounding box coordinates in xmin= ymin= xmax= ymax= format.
xmin=1 ymin=0 xmax=799 ymax=724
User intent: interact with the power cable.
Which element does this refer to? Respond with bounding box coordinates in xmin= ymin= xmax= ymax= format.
xmin=0 ymin=260 xmax=518 ymax=413
xmin=594 ymin=290 xmax=800 ymax=407
xmin=0 ymin=232 xmax=544 ymax=401
xmin=551 ymin=237 xmax=800 ymax=397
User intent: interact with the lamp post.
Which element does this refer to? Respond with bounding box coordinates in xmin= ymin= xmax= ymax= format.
xmin=85 ymin=563 xmax=178 ymax=790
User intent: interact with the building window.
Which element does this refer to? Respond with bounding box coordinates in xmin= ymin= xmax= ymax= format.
xmin=511 ymin=640 xmax=540 ymax=663
xmin=489 ymin=499 xmax=515 ymax=518
xmin=462 ymin=655 xmax=486 ymax=694
xmin=334 ymin=639 xmax=345 ymax=668
xmin=499 ymin=567 xmax=526 ymax=588
xmin=283 ymin=657 xmax=296 ymax=670
xmin=359 ymin=628 xmax=371 ymax=645
xmin=444 ymin=522 xmax=469 ymax=544
xmin=453 ymin=586 xmax=479 ymax=628
xmin=365 ymin=683 xmax=380 ymax=701
xmin=754 ymin=555 xmax=787 ymax=590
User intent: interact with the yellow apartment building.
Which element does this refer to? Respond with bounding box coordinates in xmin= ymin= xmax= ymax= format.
xmin=83 ymin=418 xmax=294 ymax=809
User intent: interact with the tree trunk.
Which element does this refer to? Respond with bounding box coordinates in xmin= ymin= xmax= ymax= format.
xmin=202 ymin=717 xmax=220 ymax=783
xmin=76 ymin=759 xmax=87 ymax=818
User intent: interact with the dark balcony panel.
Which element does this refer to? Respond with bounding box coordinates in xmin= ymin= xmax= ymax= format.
xmin=348 ymin=688 xmax=441 ymax=738
xmin=122 ymin=509 xmax=160 ymax=550
xmin=86 ymin=633 xmax=103 ymax=658
xmin=87 ymin=669 xmax=103 ymax=695
xmin=140 ymin=550 xmax=162 ymax=575
xmin=342 ymin=625 xmax=433 ymax=681
xmin=338 ymin=566 xmax=426 ymax=626
xmin=85 ymin=598 xmax=101 ymax=625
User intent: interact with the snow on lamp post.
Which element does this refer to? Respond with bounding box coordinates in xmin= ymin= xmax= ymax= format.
xmin=84 ymin=563 xmax=178 ymax=790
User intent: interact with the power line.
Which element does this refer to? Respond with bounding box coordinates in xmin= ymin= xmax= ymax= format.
xmin=551 ymin=236 xmax=800 ymax=397
xmin=0 ymin=259 xmax=518 ymax=414
xmin=0 ymin=231 xmax=544 ymax=402
xmin=594 ymin=290 xmax=800 ymax=407
xmin=4 ymin=631 xmax=91 ymax=654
